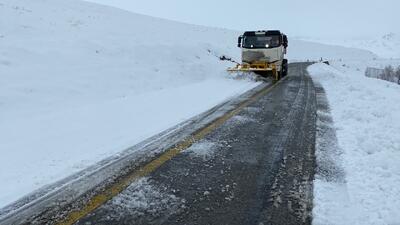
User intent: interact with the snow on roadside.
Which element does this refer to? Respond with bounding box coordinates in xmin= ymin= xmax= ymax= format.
xmin=309 ymin=62 xmax=400 ymax=225
xmin=0 ymin=79 xmax=256 ymax=208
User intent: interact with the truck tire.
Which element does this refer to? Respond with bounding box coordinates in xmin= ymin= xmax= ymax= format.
xmin=282 ymin=59 xmax=288 ymax=77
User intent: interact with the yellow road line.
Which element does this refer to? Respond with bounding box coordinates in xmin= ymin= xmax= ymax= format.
xmin=57 ymin=77 xmax=286 ymax=225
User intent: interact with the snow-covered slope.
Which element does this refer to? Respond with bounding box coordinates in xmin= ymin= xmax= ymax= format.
xmin=0 ymin=0 xmax=377 ymax=208
xmin=299 ymin=33 xmax=400 ymax=59
xmin=309 ymin=62 xmax=400 ymax=225
xmin=288 ymin=39 xmax=376 ymax=61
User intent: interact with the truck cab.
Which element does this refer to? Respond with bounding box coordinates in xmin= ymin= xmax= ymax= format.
xmin=236 ymin=30 xmax=288 ymax=78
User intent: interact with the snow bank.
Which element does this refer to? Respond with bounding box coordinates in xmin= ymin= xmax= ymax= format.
xmin=309 ymin=62 xmax=400 ymax=225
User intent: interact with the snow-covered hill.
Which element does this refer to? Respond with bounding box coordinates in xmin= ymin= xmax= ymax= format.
xmin=0 ymin=0 xmax=377 ymax=208
xmin=299 ymin=33 xmax=400 ymax=59
xmin=288 ymin=39 xmax=376 ymax=61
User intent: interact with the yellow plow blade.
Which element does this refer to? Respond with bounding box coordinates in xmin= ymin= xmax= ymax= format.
xmin=227 ymin=63 xmax=280 ymax=80
xmin=227 ymin=63 xmax=272 ymax=72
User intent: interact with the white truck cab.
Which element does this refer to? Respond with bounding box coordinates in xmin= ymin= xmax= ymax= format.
xmin=232 ymin=30 xmax=288 ymax=79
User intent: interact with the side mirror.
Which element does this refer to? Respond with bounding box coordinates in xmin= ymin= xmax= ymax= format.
xmin=283 ymin=35 xmax=288 ymax=48
xmin=237 ymin=36 xmax=242 ymax=48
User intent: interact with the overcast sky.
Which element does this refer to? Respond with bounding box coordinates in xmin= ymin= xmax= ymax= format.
xmin=85 ymin=0 xmax=399 ymax=38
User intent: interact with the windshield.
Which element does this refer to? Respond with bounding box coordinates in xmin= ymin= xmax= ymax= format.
xmin=242 ymin=35 xmax=281 ymax=49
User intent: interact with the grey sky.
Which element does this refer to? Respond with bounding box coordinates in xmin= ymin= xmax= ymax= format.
xmin=85 ymin=0 xmax=399 ymax=38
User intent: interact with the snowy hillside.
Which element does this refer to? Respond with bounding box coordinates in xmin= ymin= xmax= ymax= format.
xmin=299 ymin=33 xmax=400 ymax=59
xmin=287 ymin=39 xmax=376 ymax=61
xmin=0 ymin=0 xmax=377 ymax=209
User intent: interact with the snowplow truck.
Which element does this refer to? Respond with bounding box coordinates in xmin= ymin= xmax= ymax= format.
xmin=228 ymin=30 xmax=288 ymax=80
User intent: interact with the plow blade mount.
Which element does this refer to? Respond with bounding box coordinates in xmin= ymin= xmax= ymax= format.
xmin=227 ymin=62 xmax=272 ymax=72
xmin=227 ymin=63 xmax=280 ymax=80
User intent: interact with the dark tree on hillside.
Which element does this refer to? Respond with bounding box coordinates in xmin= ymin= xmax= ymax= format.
xmin=383 ymin=65 xmax=394 ymax=82
xmin=396 ymin=66 xmax=400 ymax=85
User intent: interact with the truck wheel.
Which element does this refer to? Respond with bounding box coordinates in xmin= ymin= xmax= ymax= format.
xmin=274 ymin=71 xmax=282 ymax=81
xmin=282 ymin=59 xmax=288 ymax=77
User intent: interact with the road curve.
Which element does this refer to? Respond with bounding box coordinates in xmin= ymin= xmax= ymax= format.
xmin=75 ymin=62 xmax=317 ymax=225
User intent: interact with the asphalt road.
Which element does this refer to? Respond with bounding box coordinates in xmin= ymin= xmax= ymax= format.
xmin=75 ymin=62 xmax=317 ymax=225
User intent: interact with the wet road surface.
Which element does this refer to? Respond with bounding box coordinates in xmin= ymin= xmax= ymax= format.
xmin=76 ymin=62 xmax=317 ymax=225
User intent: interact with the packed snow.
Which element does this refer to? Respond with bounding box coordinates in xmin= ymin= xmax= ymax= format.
xmin=101 ymin=178 xmax=183 ymax=221
xmin=185 ymin=140 xmax=219 ymax=159
xmin=0 ymin=0 xmax=379 ymax=210
xmin=309 ymin=61 xmax=400 ymax=225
